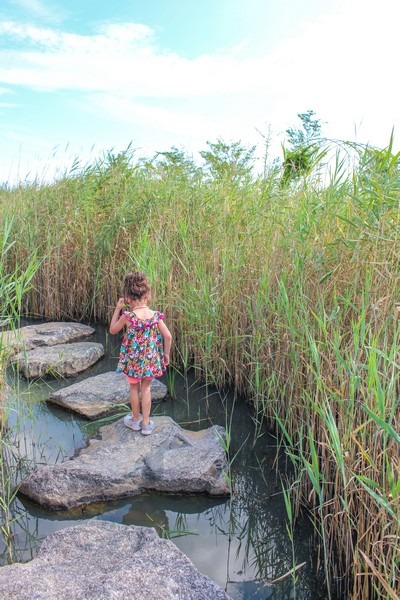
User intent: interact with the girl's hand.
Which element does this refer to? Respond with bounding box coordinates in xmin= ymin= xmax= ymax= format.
xmin=110 ymin=299 xmax=128 ymax=334
xmin=163 ymin=353 xmax=170 ymax=367
xmin=116 ymin=297 xmax=125 ymax=310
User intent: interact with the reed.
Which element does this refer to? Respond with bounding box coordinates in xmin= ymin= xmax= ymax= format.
xmin=0 ymin=224 xmax=40 ymax=561
xmin=0 ymin=139 xmax=399 ymax=597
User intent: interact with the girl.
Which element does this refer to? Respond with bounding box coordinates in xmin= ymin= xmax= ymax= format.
xmin=109 ymin=272 xmax=172 ymax=435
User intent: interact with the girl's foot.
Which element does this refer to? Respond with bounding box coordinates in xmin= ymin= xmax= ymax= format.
xmin=124 ymin=414 xmax=142 ymax=431
xmin=141 ymin=420 xmax=155 ymax=436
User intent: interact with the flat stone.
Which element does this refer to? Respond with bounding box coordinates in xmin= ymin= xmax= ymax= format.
xmin=13 ymin=342 xmax=105 ymax=379
xmin=0 ymin=520 xmax=232 ymax=599
xmin=3 ymin=322 xmax=95 ymax=354
xmin=18 ymin=416 xmax=230 ymax=509
xmin=47 ymin=371 xmax=168 ymax=419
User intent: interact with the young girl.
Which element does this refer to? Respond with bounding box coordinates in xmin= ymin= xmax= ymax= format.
xmin=109 ymin=272 xmax=172 ymax=435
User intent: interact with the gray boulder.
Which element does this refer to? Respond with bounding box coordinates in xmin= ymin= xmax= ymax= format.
xmin=18 ymin=416 xmax=230 ymax=509
xmin=0 ymin=520 xmax=232 ymax=599
xmin=14 ymin=342 xmax=105 ymax=379
xmin=47 ymin=371 xmax=168 ymax=419
xmin=3 ymin=321 xmax=95 ymax=354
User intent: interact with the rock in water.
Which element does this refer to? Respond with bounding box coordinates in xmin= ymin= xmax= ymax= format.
xmin=0 ymin=520 xmax=232 ymax=599
xmin=18 ymin=416 xmax=230 ymax=509
xmin=13 ymin=342 xmax=104 ymax=378
xmin=47 ymin=371 xmax=168 ymax=419
xmin=2 ymin=322 xmax=95 ymax=354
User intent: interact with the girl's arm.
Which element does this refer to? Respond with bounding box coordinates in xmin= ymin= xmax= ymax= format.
xmin=158 ymin=319 xmax=172 ymax=366
xmin=109 ymin=298 xmax=128 ymax=334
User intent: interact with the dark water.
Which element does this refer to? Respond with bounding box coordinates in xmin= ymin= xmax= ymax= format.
xmin=2 ymin=323 xmax=326 ymax=599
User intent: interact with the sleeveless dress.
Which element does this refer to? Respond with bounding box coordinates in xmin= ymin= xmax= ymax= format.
xmin=116 ymin=310 xmax=165 ymax=379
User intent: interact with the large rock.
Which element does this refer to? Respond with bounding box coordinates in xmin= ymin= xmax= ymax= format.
xmin=47 ymin=371 xmax=168 ymax=419
xmin=3 ymin=321 xmax=95 ymax=354
xmin=14 ymin=342 xmax=105 ymax=379
xmin=18 ymin=416 xmax=230 ymax=509
xmin=0 ymin=520 xmax=232 ymax=599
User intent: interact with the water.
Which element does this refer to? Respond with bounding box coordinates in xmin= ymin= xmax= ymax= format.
xmin=2 ymin=323 xmax=326 ymax=599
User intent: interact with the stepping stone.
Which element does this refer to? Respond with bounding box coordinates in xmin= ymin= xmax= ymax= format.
xmin=18 ymin=416 xmax=230 ymax=510
xmin=47 ymin=371 xmax=168 ymax=419
xmin=0 ymin=520 xmax=232 ymax=599
xmin=13 ymin=342 xmax=104 ymax=379
xmin=3 ymin=321 xmax=95 ymax=354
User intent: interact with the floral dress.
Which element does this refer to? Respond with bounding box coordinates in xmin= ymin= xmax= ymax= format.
xmin=116 ymin=310 xmax=165 ymax=379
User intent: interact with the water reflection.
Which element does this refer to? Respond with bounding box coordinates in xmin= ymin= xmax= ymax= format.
xmin=2 ymin=323 xmax=326 ymax=599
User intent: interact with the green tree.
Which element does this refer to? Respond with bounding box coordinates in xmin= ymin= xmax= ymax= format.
xmin=199 ymin=139 xmax=256 ymax=184
xmin=154 ymin=146 xmax=199 ymax=178
xmin=286 ymin=109 xmax=322 ymax=149
xmin=281 ymin=110 xmax=324 ymax=185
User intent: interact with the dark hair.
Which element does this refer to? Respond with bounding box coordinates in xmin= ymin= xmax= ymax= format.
xmin=123 ymin=272 xmax=151 ymax=301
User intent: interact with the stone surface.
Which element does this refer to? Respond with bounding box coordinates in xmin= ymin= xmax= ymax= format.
xmin=13 ymin=342 xmax=105 ymax=379
xmin=47 ymin=371 xmax=168 ymax=419
xmin=0 ymin=520 xmax=232 ymax=599
xmin=18 ymin=416 xmax=230 ymax=509
xmin=3 ymin=321 xmax=95 ymax=354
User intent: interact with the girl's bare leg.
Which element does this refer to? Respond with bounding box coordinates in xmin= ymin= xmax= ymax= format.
xmin=140 ymin=379 xmax=152 ymax=426
xmin=129 ymin=383 xmax=141 ymax=421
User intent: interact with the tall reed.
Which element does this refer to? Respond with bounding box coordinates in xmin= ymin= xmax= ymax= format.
xmin=0 ymin=221 xmax=39 ymax=561
xmin=0 ymin=140 xmax=399 ymax=597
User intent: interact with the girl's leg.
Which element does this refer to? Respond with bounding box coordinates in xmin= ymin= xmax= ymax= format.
xmin=140 ymin=379 xmax=152 ymax=426
xmin=129 ymin=383 xmax=141 ymax=421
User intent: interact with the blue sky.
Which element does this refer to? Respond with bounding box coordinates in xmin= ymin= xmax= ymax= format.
xmin=0 ymin=0 xmax=399 ymax=184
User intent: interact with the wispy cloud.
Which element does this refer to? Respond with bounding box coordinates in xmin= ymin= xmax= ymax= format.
xmin=1 ymin=1 xmax=398 ymax=120
xmin=7 ymin=0 xmax=60 ymax=21
xmin=0 ymin=20 xmax=270 ymax=98
xmin=88 ymin=93 xmax=220 ymax=136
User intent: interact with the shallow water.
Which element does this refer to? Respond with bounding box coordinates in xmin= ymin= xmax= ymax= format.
xmin=2 ymin=323 xmax=326 ymax=599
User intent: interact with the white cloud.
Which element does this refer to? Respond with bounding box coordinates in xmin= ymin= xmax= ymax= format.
xmin=90 ymin=94 xmax=217 ymax=135
xmin=0 ymin=20 xmax=271 ymax=98
xmin=1 ymin=3 xmax=398 ymax=125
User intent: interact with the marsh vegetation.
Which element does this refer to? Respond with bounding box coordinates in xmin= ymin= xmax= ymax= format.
xmin=0 ymin=129 xmax=399 ymax=598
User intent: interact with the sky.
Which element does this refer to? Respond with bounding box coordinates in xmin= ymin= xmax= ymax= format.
xmin=0 ymin=0 xmax=399 ymax=184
